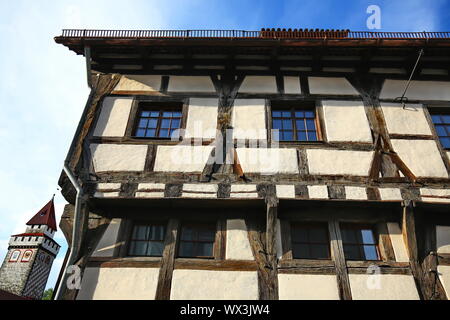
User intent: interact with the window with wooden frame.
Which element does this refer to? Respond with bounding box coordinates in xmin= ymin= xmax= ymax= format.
xmin=133 ymin=102 xmax=183 ymax=139
xmin=177 ymin=222 xmax=216 ymax=259
xmin=271 ymin=101 xmax=322 ymax=142
xmin=430 ymin=111 xmax=450 ymax=150
xmin=290 ymin=222 xmax=331 ymax=259
xmin=128 ymin=222 xmax=166 ymax=257
xmin=340 ymin=223 xmax=380 ymax=261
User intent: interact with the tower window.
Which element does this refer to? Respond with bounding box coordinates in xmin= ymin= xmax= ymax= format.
xmin=133 ymin=103 xmax=183 ymax=139
xmin=430 ymin=111 xmax=450 ymax=149
xmin=128 ymin=223 xmax=166 ymax=257
xmin=177 ymin=222 xmax=216 ymax=258
xmin=9 ymin=250 xmax=21 ymax=262
xmin=340 ymin=223 xmax=380 ymax=261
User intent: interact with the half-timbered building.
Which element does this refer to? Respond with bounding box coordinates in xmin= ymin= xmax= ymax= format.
xmin=54 ymin=29 xmax=450 ymax=300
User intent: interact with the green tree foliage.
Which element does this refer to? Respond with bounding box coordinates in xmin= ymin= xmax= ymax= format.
xmin=42 ymin=288 xmax=53 ymax=300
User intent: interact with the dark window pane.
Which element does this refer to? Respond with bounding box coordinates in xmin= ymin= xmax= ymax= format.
xmin=138 ymin=119 xmax=148 ymax=128
xmin=431 ymin=115 xmax=442 ymax=124
xmin=305 ymin=111 xmax=315 ymax=118
xmin=136 ymin=129 xmax=146 ymax=137
xmin=171 ymin=119 xmax=181 ymax=128
xmin=161 ymin=119 xmax=170 ymax=128
xmin=179 ymin=242 xmax=194 ymax=257
xmin=272 ymin=111 xmax=281 ymax=117
xmin=282 ymin=120 xmax=292 ymax=129
xmin=134 ymin=226 xmax=148 ymax=240
xmin=436 ymin=125 xmax=447 ymax=136
xmin=147 ymin=242 xmax=164 ymax=256
xmin=145 ymin=129 xmax=156 ymax=137
xmin=306 ymin=119 xmax=316 ymax=130
xmin=159 ymin=129 xmax=169 ymax=138
xmin=130 ymin=242 xmax=147 ymax=256
xmin=310 ymin=244 xmax=330 ymax=259
xmin=295 ymin=111 xmax=304 ymax=118
xmin=296 ymin=120 xmax=305 ymax=130
xmin=148 ymin=119 xmax=158 ymax=128
xmin=198 ymin=229 xmax=215 ymax=241
xmin=150 ymin=111 xmax=159 ymax=117
xmin=344 ymin=245 xmax=361 ymax=260
xmin=309 ymin=228 xmax=327 ymax=243
xmin=298 ymin=131 xmax=307 ymax=141
xmin=173 ymin=112 xmax=182 ymax=117
xmin=440 ymin=137 xmax=450 ymax=149
xmin=442 ymin=115 xmax=450 ymax=123
xmin=178 ymin=223 xmax=216 ymax=258
xmin=149 ymin=225 xmax=164 ymax=241
xmin=141 ymin=111 xmax=150 ymax=117
xmin=162 ymin=111 xmax=172 ymax=117
xmin=282 ymin=131 xmax=293 ymax=141
xmin=292 ymin=244 xmax=310 ymax=259
xmin=291 ymin=228 xmax=308 ymax=243
xmin=273 ymin=120 xmax=282 ymax=129
xmin=180 ymin=227 xmax=194 ymax=241
xmin=307 ymin=131 xmax=317 ymax=141
xmin=197 ymin=242 xmax=214 ymax=257
xmin=281 ymin=111 xmax=291 ymax=117
xmin=341 ymin=229 xmax=357 ymax=243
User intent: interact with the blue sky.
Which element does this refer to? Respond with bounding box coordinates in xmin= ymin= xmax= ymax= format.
xmin=0 ymin=0 xmax=449 ymax=292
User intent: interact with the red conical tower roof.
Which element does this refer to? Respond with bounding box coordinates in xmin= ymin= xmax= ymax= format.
xmin=26 ymin=197 xmax=57 ymax=231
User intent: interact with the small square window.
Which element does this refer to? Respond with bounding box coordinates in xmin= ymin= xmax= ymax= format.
xmin=178 ymin=222 xmax=216 ymax=258
xmin=291 ymin=222 xmax=330 ymax=259
xmin=430 ymin=110 xmax=450 ymax=150
xmin=128 ymin=223 xmax=166 ymax=257
xmin=340 ymin=223 xmax=380 ymax=261
xmin=271 ymin=102 xmax=320 ymax=142
xmin=133 ymin=103 xmax=183 ymax=139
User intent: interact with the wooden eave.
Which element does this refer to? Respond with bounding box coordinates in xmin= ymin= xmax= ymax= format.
xmin=54 ymin=35 xmax=450 ymax=77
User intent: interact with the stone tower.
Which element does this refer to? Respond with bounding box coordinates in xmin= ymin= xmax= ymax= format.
xmin=0 ymin=198 xmax=60 ymax=299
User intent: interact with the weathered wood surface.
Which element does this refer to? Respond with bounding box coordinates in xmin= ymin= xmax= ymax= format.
xmin=328 ymin=220 xmax=352 ymax=300
xmin=377 ymin=222 xmax=396 ymax=262
xmin=174 ymin=259 xmax=257 ymax=271
xmin=402 ymin=201 xmax=424 ymax=299
xmin=420 ymin=223 xmax=448 ymax=300
xmin=247 ymin=205 xmax=279 ymax=300
xmin=155 ymin=219 xmax=179 ymax=300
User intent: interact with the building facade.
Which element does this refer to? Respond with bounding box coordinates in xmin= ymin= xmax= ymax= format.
xmin=0 ymin=199 xmax=60 ymax=300
xmin=55 ymin=29 xmax=450 ymax=300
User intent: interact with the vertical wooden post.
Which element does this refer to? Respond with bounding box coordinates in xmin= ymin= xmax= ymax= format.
xmin=266 ymin=203 xmax=279 ymax=300
xmin=401 ymin=200 xmax=424 ymax=299
xmin=328 ymin=220 xmax=352 ymax=300
xmin=155 ymin=219 xmax=179 ymax=300
xmin=421 ymin=224 xmax=447 ymax=300
xmin=403 ymin=204 xmax=448 ymax=300
xmin=246 ymin=200 xmax=279 ymax=300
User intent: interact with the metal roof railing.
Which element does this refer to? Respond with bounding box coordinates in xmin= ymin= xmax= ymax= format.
xmin=59 ymin=29 xmax=450 ymax=39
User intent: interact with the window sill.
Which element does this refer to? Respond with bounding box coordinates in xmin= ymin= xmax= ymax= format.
xmin=277 ymin=141 xmax=325 ymax=147
xmin=278 ymin=259 xmax=334 ymax=268
xmin=346 ymin=260 xmax=408 ymax=268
